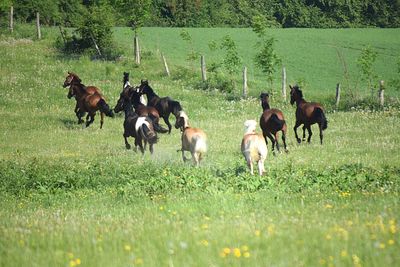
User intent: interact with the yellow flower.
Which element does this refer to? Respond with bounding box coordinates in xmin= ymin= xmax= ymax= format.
xmin=340 ymin=250 xmax=348 ymax=257
xmin=223 ymin=247 xmax=231 ymax=254
xmin=159 ymin=206 xmax=164 ymax=211
xmin=233 ymin=248 xmax=241 ymax=258
xmin=329 ymin=256 xmax=334 ymax=261
xmin=75 ymin=259 xmax=81 ymax=265
xmin=325 ymin=234 xmax=332 ymax=240
xmin=389 ymin=219 xmax=395 ymax=225
xmin=379 ymin=243 xmax=386 ymax=249
xmin=134 ymin=258 xmax=143 ymax=265
xmin=388 ymin=239 xmax=395 ymax=245
xmin=325 ymin=204 xmax=333 ymax=209
xmin=389 ymin=224 xmax=397 ymax=234
xmin=201 ymin=224 xmax=208 ymax=230
xmin=124 ymin=244 xmax=131 ymax=251
xmin=69 ymin=260 xmax=77 ymax=267
xmin=219 ymin=252 xmax=227 ymax=258
xmin=243 ymin=251 xmax=250 ymax=258
xmin=200 ymin=240 xmax=209 ymax=247
xmin=267 ymin=224 xmax=275 ymax=235
xmin=241 ymin=245 xmax=249 ymax=251
xmin=255 ymin=230 xmax=261 ymax=237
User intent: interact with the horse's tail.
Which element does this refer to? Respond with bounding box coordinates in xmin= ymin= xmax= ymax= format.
xmin=314 ymin=108 xmax=328 ymax=130
xmin=98 ymin=99 xmax=114 ymax=117
xmin=148 ymin=113 xmax=168 ymax=133
xmin=270 ymin=113 xmax=285 ymax=130
xmin=140 ymin=123 xmax=158 ymax=144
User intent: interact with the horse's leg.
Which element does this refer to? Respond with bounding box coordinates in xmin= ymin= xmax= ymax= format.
xmin=247 ymin=158 xmax=254 ymax=175
xmin=319 ymin=123 xmax=324 ymax=145
xmin=266 ymin=132 xmax=276 ymax=155
xmin=123 ymin=134 xmax=131 ymax=149
xmin=282 ymin=129 xmax=288 ymax=153
xmin=86 ymin=113 xmax=95 ymax=127
xmin=274 ymin=132 xmax=281 ymax=152
xmin=181 ymin=150 xmax=188 ymax=162
xmin=100 ymin=112 xmax=104 ymax=129
xmin=163 ymin=116 xmax=172 ymax=134
xmin=257 ymin=159 xmax=264 ymax=176
xmin=302 ymin=125 xmax=306 ymax=141
xmin=136 ymin=138 xmax=144 ymax=154
xmin=306 ymin=125 xmax=312 ymax=143
xmin=192 ymin=152 xmax=199 ymax=167
xmin=149 ymin=143 xmax=154 ymax=154
xmin=293 ymin=121 xmax=302 ymax=144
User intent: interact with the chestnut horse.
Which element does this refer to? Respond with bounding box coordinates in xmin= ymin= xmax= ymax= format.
xmin=63 ymin=72 xmax=102 ymax=124
xmin=290 ymin=85 xmax=328 ymax=144
xmin=138 ymin=80 xmax=182 ymax=134
xmin=259 ymin=92 xmax=288 ymax=154
xmin=67 ymin=77 xmax=114 ymax=129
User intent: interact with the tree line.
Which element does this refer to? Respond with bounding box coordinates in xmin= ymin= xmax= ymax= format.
xmin=1 ymin=0 xmax=399 ymax=28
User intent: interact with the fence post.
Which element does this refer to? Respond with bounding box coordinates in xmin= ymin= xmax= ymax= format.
xmin=36 ymin=12 xmax=41 ymax=39
xmin=335 ymin=83 xmax=341 ymax=109
xmin=201 ymin=55 xmax=207 ymax=82
xmin=9 ymin=6 xmax=13 ymax=33
xmin=242 ymin=66 xmax=248 ymax=98
xmin=378 ymin=80 xmax=384 ymax=107
xmin=282 ymin=66 xmax=287 ymax=101
xmin=161 ymin=53 xmax=170 ymax=77
xmin=134 ymin=36 xmax=141 ymax=65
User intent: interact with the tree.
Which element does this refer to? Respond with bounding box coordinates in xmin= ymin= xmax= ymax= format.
xmin=357 ymin=45 xmax=378 ymax=92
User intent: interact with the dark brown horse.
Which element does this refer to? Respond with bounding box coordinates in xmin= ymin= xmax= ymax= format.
xmin=67 ymin=77 xmax=114 ymax=129
xmin=63 ymin=72 xmax=102 ymax=124
xmin=259 ymin=92 xmax=288 ymax=154
xmin=113 ymin=92 xmax=157 ymax=154
xmin=290 ymin=85 xmax=328 ymax=144
xmin=114 ymin=86 xmax=168 ymax=133
xmin=138 ymin=80 xmax=183 ymax=134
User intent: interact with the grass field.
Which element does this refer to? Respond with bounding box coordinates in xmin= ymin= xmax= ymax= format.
xmin=0 ymin=26 xmax=399 ymax=267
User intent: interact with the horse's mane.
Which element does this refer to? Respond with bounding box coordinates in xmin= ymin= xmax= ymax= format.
xmin=293 ymin=85 xmax=303 ymax=99
xmin=141 ymin=80 xmax=158 ymax=97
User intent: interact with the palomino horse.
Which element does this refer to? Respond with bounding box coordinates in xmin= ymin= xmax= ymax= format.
xmin=138 ymin=80 xmax=182 ymax=134
xmin=259 ymin=92 xmax=288 ymax=154
xmin=114 ymin=86 xmax=168 ymax=133
xmin=113 ymin=92 xmax=157 ymax=154
xmin=63 ymin=72 xmax=102 ymax=124
xmin=289 ymin=85 xmax=328 ymax=144
xmin=66 ymin=76 xmax=114 ymax=128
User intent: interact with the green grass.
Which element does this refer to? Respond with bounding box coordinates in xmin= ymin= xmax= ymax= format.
xmin=0 ymin=26 xmax=399 ymax=266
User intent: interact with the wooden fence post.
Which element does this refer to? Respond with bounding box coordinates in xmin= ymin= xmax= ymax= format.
xmin=201 ymin=55 xmax=207 ymax=82
xmin=242 ymin=66 xmax=248 ymax=98
xmin=378 ymin=80 xmax=384 ymax=107
xmin=161 ymin=53 xmax=170 ymax=77
xmin=282 ymin=66 xmax=287 ymax=101
xmin=36 ymin=12 xmax=41 ymax=39
xmin=335 ymin=83 xmax=341 ymax=109
xmin=9 ymin=6 xmax=13 ymax=33
xmin=134 ymin=36 xmax=141 ymax=65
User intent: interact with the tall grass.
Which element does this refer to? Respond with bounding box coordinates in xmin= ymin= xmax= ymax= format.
xmin=0 ymin=26 xmax=399 ymax=266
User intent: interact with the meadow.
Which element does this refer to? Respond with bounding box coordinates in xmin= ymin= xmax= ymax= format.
xmin=0 ymin=26 xmax=399 ymax=267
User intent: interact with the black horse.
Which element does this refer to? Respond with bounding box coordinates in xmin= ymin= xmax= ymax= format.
xmin=138 ymin=80 xmax=183 ymax=134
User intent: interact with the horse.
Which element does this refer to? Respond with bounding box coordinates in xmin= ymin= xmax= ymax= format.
xmin=67 ymin=79 xmax=114 ymax=129
xmin=259 ymin=92 xmax=288 ymax=154
xmin=122 ymin=72 xmax=147 ymax=105
xmin=175 ymin=111 xmax=207 ymax=167
xmin=113 ymin=93 xmax=157 ymax=154
xmin=241 ymin=120 xmax=268 ymax=176
xmin=289 ymin=85 xmax=328 ymax=144
xmin=63 ymin=72 xmax=102 ymax=124
xmin=138 ymin=79 xmax=182 ymax=134
xmin=114 ymin=86 xmax=168 ymax=133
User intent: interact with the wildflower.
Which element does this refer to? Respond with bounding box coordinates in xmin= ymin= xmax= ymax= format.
xmin=267 ymin=224 xmax=275 ymax=235
xmin=329 ymin=256 xmax=334 ymax=261
xmin=124 ymin=245 xmax=131 ymax=251
xmin=134 ymin=258 xmax=143 ymax=265
xmin=340 ymin=250 xmax=348 ymax=257
xmin=75 ymin=259 xmax=81 ymax=265
xmin=325 ymin=204 xmax=333 ymax=209
xmin=325 ymin=234 xmax=332 ymax=240
xmin=389 ymin=224 xmax=397 ymax=234
xmin=243 ymin=251 xmax=250 ymax=258
xmin=223 ymin=247 xmax=231 ymax=255
xmin=233 ymin=248 xmax=241 ymax=258
xmin=379 ymin=243 xmax=386 ymax=249
xmin=69 ymin=260 xmax=77 ymax=267
xmin=388 ymin=239 xmax=395 ymax=245
xmin=200 ymin=240 xmax=209 ymax=247
xmin=255 ymin=230 xmax=261 ymax=237
xmin=352 ymin=254 xmax=361 ymax=266
xmin=159 ymin=206 xmax=164 ymax=211
xmin=241 ymin=245 xmax=249 ymax=251
xmin=201 ymin=224 xmax=208 ymax=230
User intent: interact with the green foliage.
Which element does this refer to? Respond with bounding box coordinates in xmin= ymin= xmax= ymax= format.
xmin=179 ymin=29 xmax=200 ymax=67
xmin=219 ymin=35 xmax=242 ymax=75
xmin=357 ymin=46 xmax=378 ymax=90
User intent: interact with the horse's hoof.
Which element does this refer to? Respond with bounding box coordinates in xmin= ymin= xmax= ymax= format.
xmin=126 ymin=144 xmax=131 ymax=150
xmin=285 ymin=149 xmax=289 ymax=154
xmin=297 ymin=138 xmax=301 ymax=144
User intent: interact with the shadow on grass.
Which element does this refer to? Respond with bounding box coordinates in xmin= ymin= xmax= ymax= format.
xmin=60 ymin=118 xmax=81 ymax=130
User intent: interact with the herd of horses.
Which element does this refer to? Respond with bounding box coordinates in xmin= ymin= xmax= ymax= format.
xmin=62 ymin=72 xmax=328 ymax=173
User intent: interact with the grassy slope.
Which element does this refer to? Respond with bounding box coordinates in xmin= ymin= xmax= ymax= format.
xmin=0 ymin=26 xmax=399 ymax=266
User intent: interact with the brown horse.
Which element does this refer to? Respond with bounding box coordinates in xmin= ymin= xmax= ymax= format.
xmin=289 ymin=85 xmax=328 ymax=144
xmin=138 ymin=80 xmax=183 ymax=134
xmin=259 ymin=92 xmax=288 ymax=154
xmin=114 ymin=86 xmax=168 ymax=133
xmin=63 ymin=72 xmax=102 ymax=124
xmin=66 ymin=76 xmax=114 ymax=129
